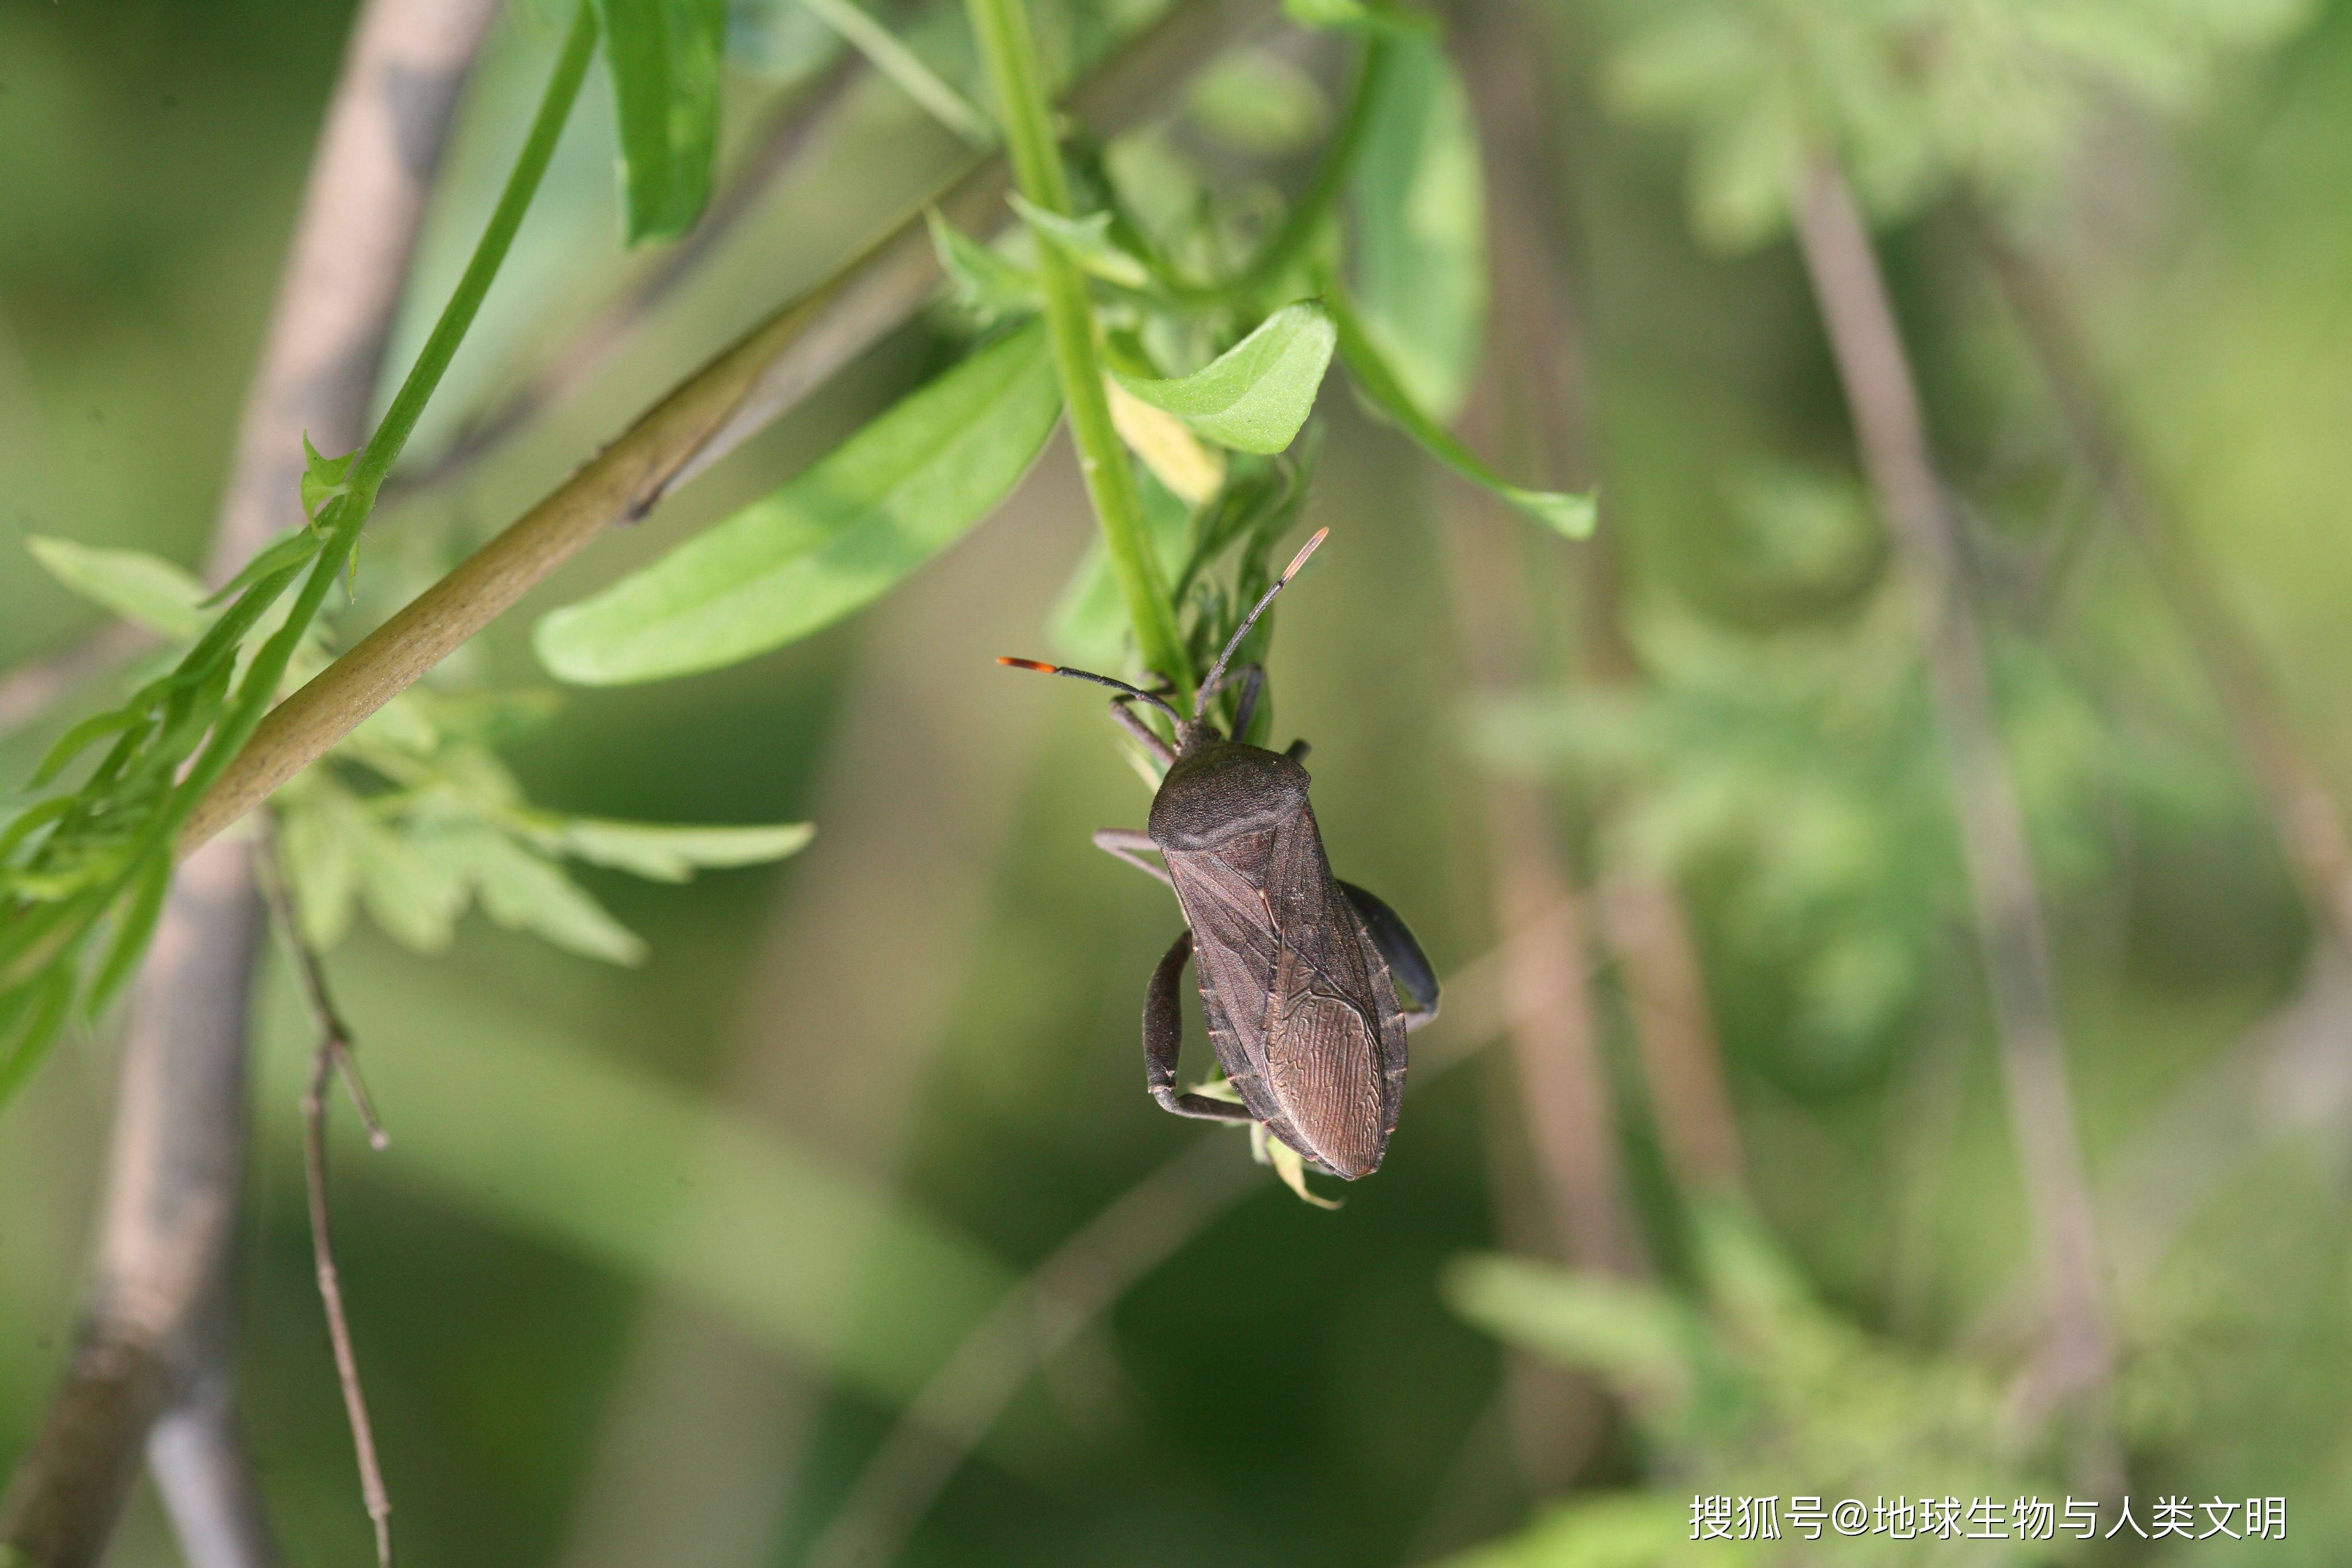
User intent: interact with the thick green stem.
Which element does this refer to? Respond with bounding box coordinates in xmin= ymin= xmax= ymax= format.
xmin=962 ymin=0 xmax=1192 ymax=700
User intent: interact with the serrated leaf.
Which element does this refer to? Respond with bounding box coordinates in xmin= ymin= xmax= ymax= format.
xmin=1007 ymin=195 xmax=1157 ymax=289
xmin=356 ymin=817 xmax=468 ymax=952
xmin=593 ymin=0 xmax=727 ymax=242
xmin=1349 ymin=32 xmax=1485 ymax=422
xmin=467 ymin=833 xmax=646 ymax=964
xmin=278 ymin=783 xmax=364 ymax=949
xmin=1111 ymin=303 xmax=1335 ymax=455
xmin=925 ymin=207 xmax=1040 ymax=322
xmin=548 ymin=817 xmax=814 ymax=882
xmin=536 ymin=323 xmax=1061 ymax=685
xmin=27 ymin=536 xmax=207 ymax=640
xmin=1329 ymin=285 xmax=1594 ymax=536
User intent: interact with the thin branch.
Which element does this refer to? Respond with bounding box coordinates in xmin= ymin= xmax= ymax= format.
xmin=171 ymin=0 xmax=1273 ymax=861
xmin=1973 ymin=222 xmax=2352 ymax=961
xmin=1 ymin=3 xmax=501 ymax=1564
xmin=803 ymin=902 xmax=1577 ymax=1567
xmin=385 ymin=52 xmax=867 ymax=503
xmin=1790 ymin=161 xmax=2117 ymax=1466
xmin=258 ymin=841 xmax=393 ymax=1565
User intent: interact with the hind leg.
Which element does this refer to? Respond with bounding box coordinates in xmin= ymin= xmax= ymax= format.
xmin=1093 ymin=828 xmax=1172 ymax=887
xmin=1142 ymin=932 xmax=1254 ymax=1122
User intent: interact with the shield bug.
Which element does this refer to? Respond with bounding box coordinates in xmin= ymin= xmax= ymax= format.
xmin=1000 ymin=529 xmax=1439 ymax=1179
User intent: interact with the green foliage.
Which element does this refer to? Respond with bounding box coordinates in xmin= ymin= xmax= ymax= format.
xmin=1185 ymin=48 xmax=1329 ymax=155
xmin=1348 ymin=28 xmax=1485 ymax=421
xmin=592 ymin=0 xmax=728 ymax=241
xmin=1447 ymin=1211 xmax=2064 ymax=1564
xmin=1469 ymin=561 xmax=2132 ymax=1077
xmin=1604 ymin=0 xmax=2312 ymax=249
xmin=534 ymin=321 xmax=1063 ymax=684
xmin=275 ymin=685 xmax=810 ymax=963
xmin=1109 ymin=301 xmax=1336 ymax=455
xmin=925 ymin=207 xmax=1041 ymax=323
xmin=25 ymin=537 xmax=207 ymax=640
xmin=1328 ymin=284 xmax=1594 ymax=537
xmin=1 ymin=5 xmax=597 ymax=1106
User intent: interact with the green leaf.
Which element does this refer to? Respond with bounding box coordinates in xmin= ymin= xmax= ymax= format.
xmin=27 ymin=536 xmax=207 ymax=640
xmin=536 ymin=322 xmax=1061 ymax=684
xmin=299 ymin=432 xmax=354 ymax=523
xmin=202 ymin=526 xmax=326 ymax=607
xmin=29 ymin=703 xmax=148 ymax=789
xmin=278 ymin=781 xmax=366 ymax=949
xmin=1347 ymin=31 xmax=1485 ymax=421
xmin=85 ymin=856 xmax=172 ymax=1017
xmin=1007 ymin=195 xmax=1156 ymax=289
xmin=925 ymin=207 xmax=1040 ymax=322
xmin=592 ymin=0 xmax=727 ymax=242
xmin=1111 ymin=303 xmax=1335 ymax=454
xmin=465 ymin=833 xmax=646 ymax=964
xmin=1187 ymin=49 xmax=1329 ymax=155
xmin=1328 ymin=285 xmax=1594 ymax=536
xmin=1281 ymin=0 xmax=1434 ymax=35
xmin=356 ymin=816 xmax=469 ymax=952
xmin=547 ymin=817 xmax=815 ymax=882
xmin=1443 ymin=1253 xmax=1705 ymax=1413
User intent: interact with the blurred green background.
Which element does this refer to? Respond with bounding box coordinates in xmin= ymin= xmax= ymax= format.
xmin=8 ymin=0 xmax=2352 ymax=1562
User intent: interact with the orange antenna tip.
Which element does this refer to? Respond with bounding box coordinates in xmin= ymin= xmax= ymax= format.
xmin=1280 ymin=527 xmax=1330 ymax=583
xmin=998 ymin=656 xmax=1055 ymax=672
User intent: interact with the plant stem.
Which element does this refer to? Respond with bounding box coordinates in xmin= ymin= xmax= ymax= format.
xmin=961 ymin=0 xmax=1192 ymax=700
xmin=161 ymin=1 xmax=594 ymax=862
xmin=1790 ymin=160 xmax=2117 ymax=1469
xmin=173 ymin=0 xmax=1275 ymax=857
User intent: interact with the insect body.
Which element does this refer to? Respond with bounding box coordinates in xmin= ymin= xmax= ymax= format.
xmin=1001 ymin=530 xmax=1438 ymax=1179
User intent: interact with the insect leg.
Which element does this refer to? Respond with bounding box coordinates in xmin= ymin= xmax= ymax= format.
xmin=1144 ymin=931 xmax=1256 ymax=1122
xmin=1341 ymin=881 xmax=1440 ymax=1029
xmin=1092 ymin=828 xmax=1173 ymax=887
xmin=1283 ymin=739 xmax=1311 ymax=763
xmin=1107 ymin=695 xmax=1176 ymax=768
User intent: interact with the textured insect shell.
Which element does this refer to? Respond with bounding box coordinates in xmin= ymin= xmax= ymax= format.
xmin=1148 ymin=741 xmax=1408 ymax=1178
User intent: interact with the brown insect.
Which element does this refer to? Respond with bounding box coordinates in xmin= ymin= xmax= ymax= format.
xmin=1001 ymin=530 xmax=1438 ymax=1179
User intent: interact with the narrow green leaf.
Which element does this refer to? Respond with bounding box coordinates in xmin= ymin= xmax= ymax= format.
xmin=356 ymin=817 xmax=469 ymax=952
xmin=593 ymin=0 xmax=727 ymax=242
xmin=1328 ymin=285 xmax=1595 ymax=536
xmin=201 ymin=526 xmax=327 ymax=608
xmin=85 ymin=856 xmax=172 ymax=1017
xmin=1111 ymin=303 xmax=1335 ymax=454
xmin=925 ymin=207 xmax=1040 ymax=322
xmin=549 ymin=817 xmax=816 ymax=882
xmin=536 ymin=322 xmax=1061 ymax=684
xmin=1007 ymin=195 xmax=1157 ymax=289
xmin=29 ymin=703 xmax=149 ymax=789
xmin=0 ymin=966 xmax=74 ymax=1112
xmin=27 ymin=536 xmax=207 ymax=640
xmin=1347 ymin=31 xmax=1485 ymax=421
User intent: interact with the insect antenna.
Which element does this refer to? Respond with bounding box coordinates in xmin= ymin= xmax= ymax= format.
xmin=996 ymin=658 xmax=1187 ymax=725
xmin=1195 ymin=527 xmax=1328 ymax=721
